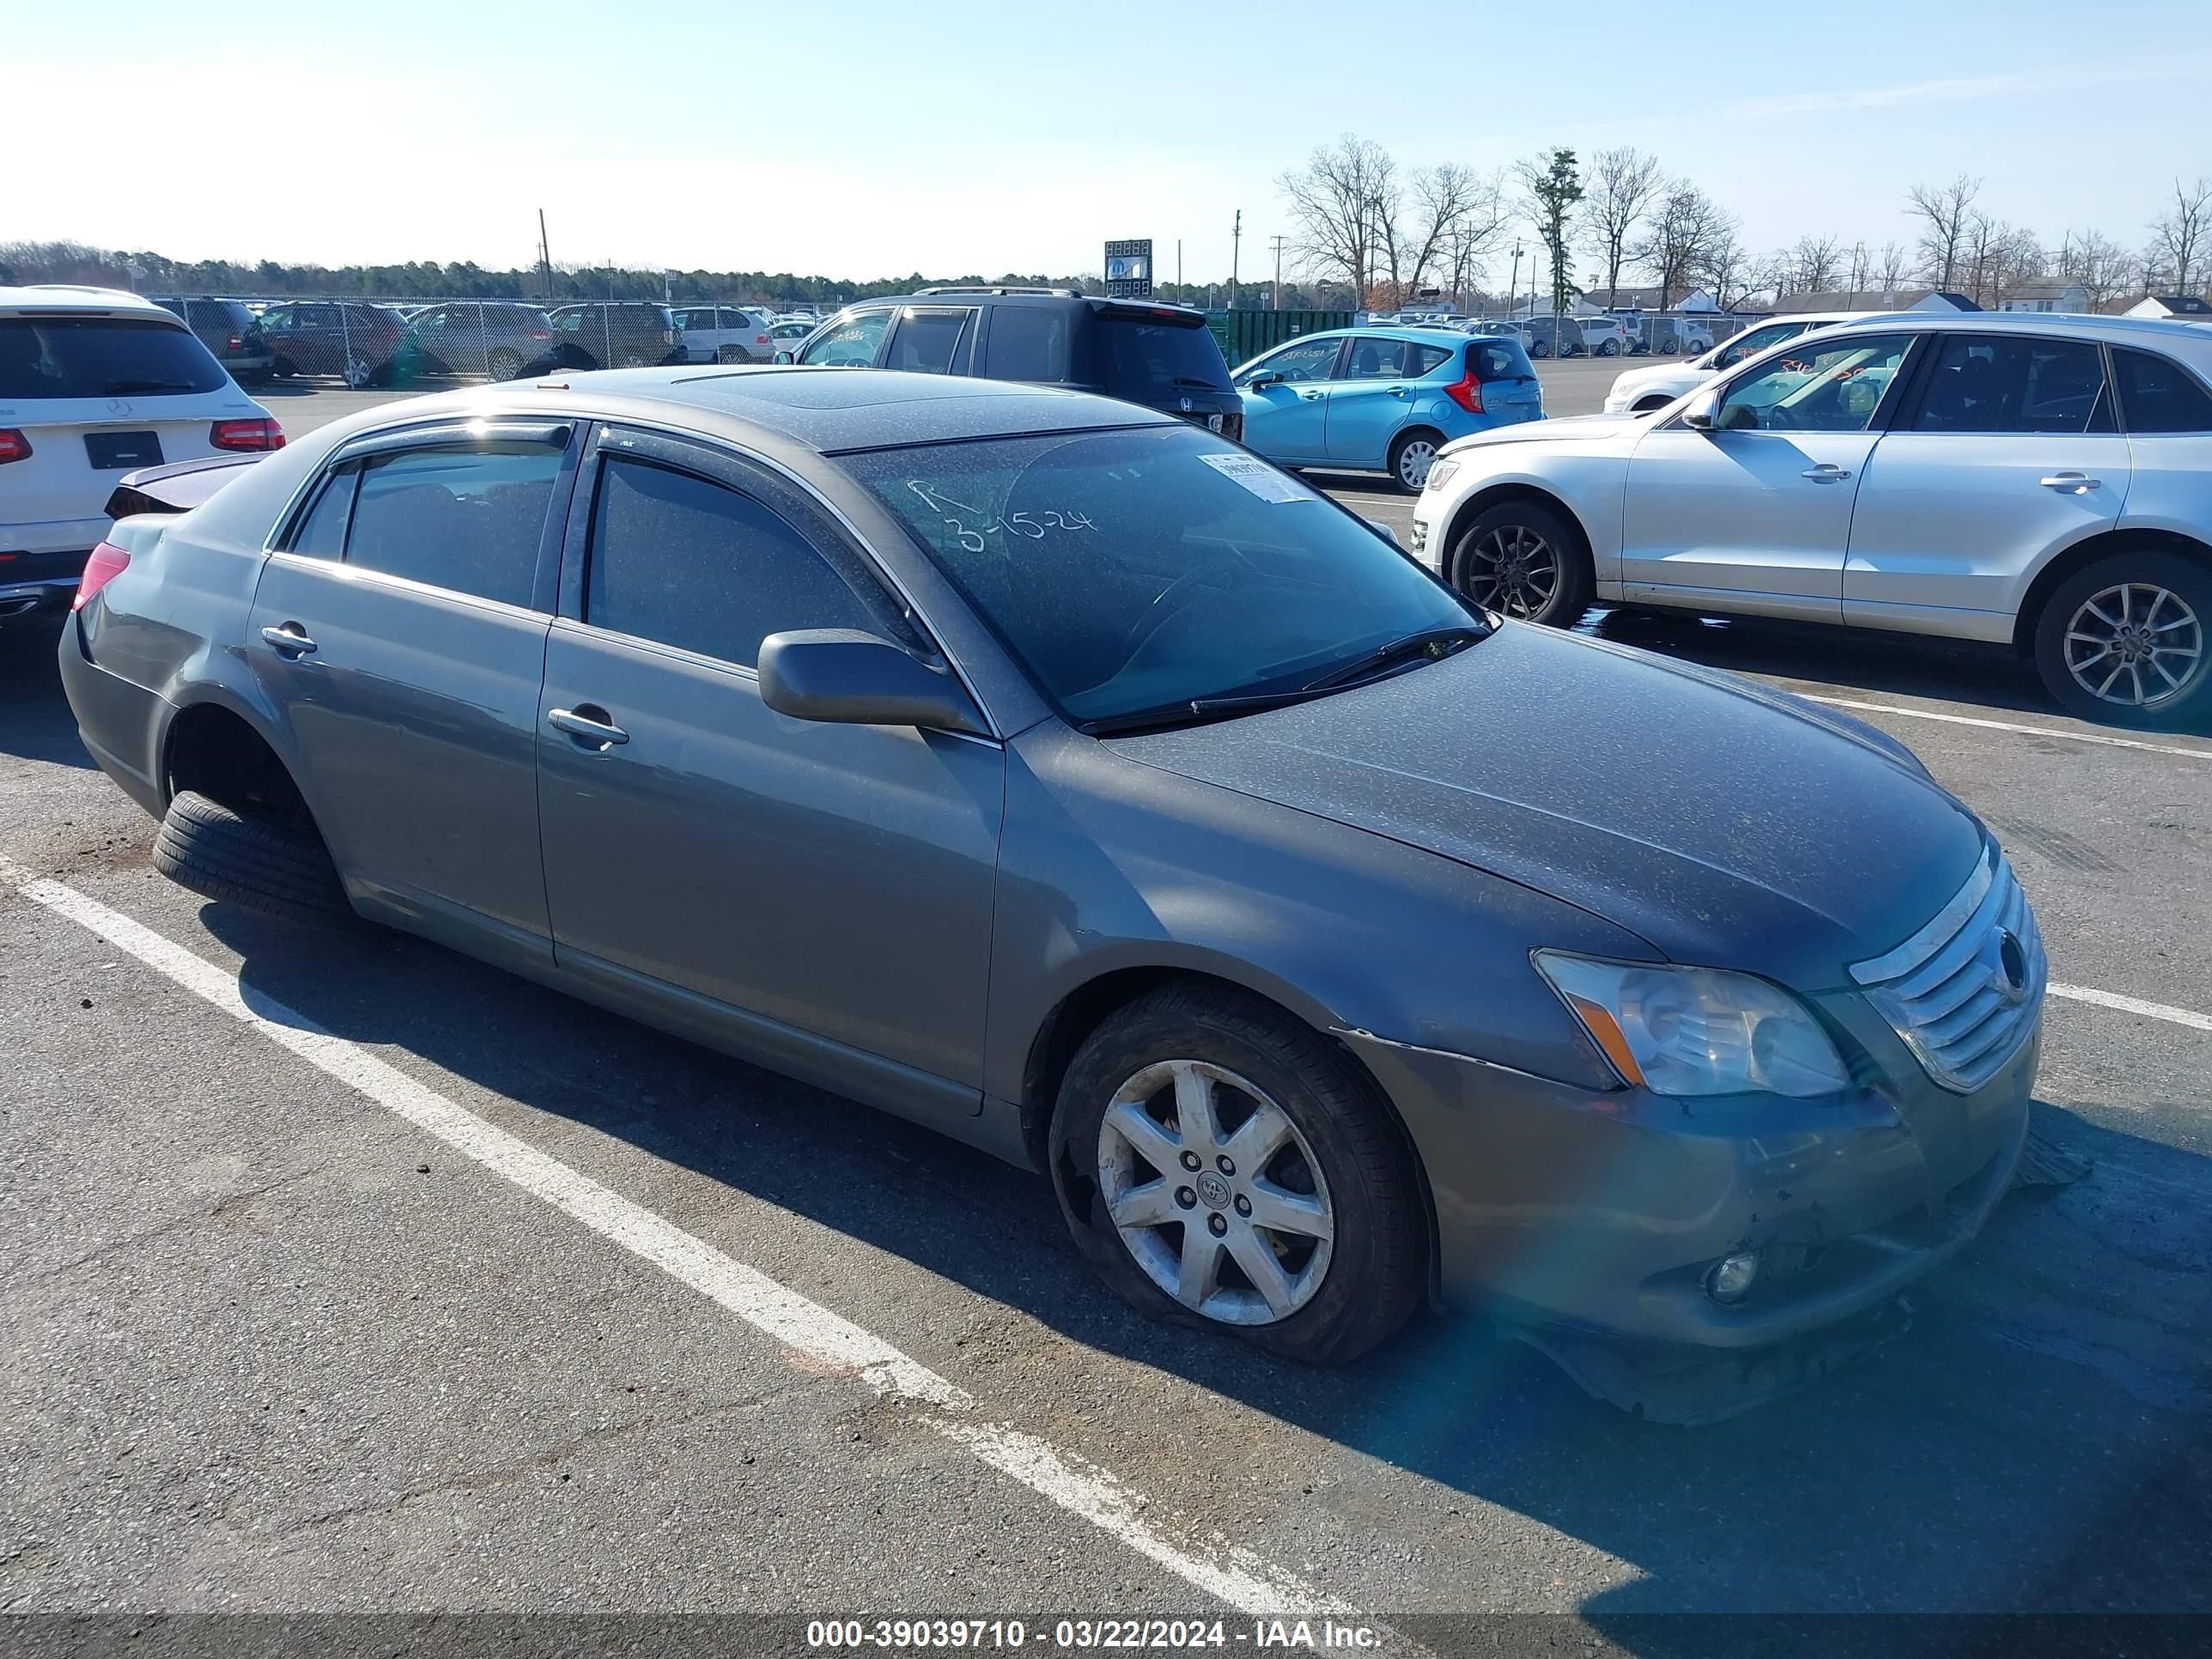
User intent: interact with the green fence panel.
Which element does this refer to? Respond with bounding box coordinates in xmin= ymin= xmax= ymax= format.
xmin=1206 ymin=310 xmax=1352 ymax=368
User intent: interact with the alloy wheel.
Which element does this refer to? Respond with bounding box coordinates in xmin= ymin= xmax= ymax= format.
xmin=2063 ymin=582 xmax=2204 ymax=708
xmin=1465 ymin=525 xmax=1562 ymax=619
xmin=1396 ymin=438 xmax=1437 ymax=490
xmin=1095 ymin=1060 xmax=1334 ymax=1327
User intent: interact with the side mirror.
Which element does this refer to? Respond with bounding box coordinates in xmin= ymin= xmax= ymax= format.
xmin=1681 ymin=389 xmax=1719 ymax=431
xmin=774 ymin=349 xmax=795 ymax=365
xmin=757 ymin=629 xmax=986 ymax=735
xmin=1244 ymin=370 xmax=1282 ymax=390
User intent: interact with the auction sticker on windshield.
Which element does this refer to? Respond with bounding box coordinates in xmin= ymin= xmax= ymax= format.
xmin=1198 ymin=451 xmax=1314 ymax=504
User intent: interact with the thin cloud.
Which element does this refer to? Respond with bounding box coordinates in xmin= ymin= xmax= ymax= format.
xmin=1722 ymin=58 xmax=2207 ymax=122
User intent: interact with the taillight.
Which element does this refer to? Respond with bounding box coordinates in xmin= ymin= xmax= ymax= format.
xmin=74 ymin=542 xmax=131 ymax=611
xmin=664 ymin=330 xmax=676 ymax=345
xmin=0 ymin=428 xmax=29 ymax=465
xmin=1444 ymin=368 xmax=1484 ymax=415
xmin=530 ymin=328 xmax=551 ymax=340
xmin=228 ymin=332 xmax=245 ymax=351
xmin=756 ymin=334 xmax=769 ymax=344
xmin=210 ymin=417 xmax=285 ymax=453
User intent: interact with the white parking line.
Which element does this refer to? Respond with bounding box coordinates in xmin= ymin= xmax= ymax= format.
xmin=1803 ymin=696 xmax=2212 ymax=762
xmin=2050 ymin=982 xmax=2212 ymax=1034
xmin=0 ymin=859 xmax=1346 ymax=1618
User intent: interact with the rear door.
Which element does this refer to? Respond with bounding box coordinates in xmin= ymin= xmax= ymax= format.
xmin=1844 ymin=331 xmax=2126 ymax=639
xmin=1620 ymin=330 xmax=1917 ymax=621
xmin=0 ymin=312 xmax=258 ymax=561
xmin=246 ymin=420 xmax=576 ymax=959
xmin=534 ymin=426 xmax=1004 ymax=1109
xmin=1325 ymin=336 xmax=1416 ymax=467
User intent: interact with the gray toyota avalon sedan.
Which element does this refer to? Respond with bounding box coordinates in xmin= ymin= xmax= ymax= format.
xmin=58 ymin=367 xmax=2045 ymax=1407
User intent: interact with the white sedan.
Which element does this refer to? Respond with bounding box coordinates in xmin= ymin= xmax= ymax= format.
xmin=1603 ymin=312 xmax=1881 ymax=414
xmin=2 ymin=285 xmax=279 ymax=630
xmin=1412 ymin=311 xmax=2212 ymax=728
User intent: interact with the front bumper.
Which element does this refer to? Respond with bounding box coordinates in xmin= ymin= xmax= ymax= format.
xmin=1340 ymin=1006 xmax=2039 ymax=1352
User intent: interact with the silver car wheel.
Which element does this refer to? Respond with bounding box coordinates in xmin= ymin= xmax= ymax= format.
xmin=2063 ymin=582 xmax=2204 ymax=708
xmin=1096 ymin=1059 xmax=1334 ymax=1328
xmin=1466 ymin=526 xmax=1562 ymax=619
xmin=1396 ymin=438 xmax=1437 ymax=489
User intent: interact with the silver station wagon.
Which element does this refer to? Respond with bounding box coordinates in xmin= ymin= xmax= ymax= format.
xmin=60 ymin=368 xmax=2045 ymax=1417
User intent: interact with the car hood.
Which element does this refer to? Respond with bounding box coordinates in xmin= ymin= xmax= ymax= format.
xmin=1610 ymin=362 xmax=1705 ymax=396
xmin=1438 ymin=412 xmax=1644 ymax=453
xmin=1103 ymin=625 xmax=1983 ymax=988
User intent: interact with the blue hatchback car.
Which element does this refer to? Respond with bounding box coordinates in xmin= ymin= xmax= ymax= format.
xmin=1233 ymin=326 xmax=1545 ymax=492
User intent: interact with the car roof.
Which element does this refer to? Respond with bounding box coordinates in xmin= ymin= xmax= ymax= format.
xmin=0 ymin=284 xmax=183 ymax=320
xmin=344 ymin=365 xmax=1177 ymax=455
xmin=1304 ymin=325 xmax=1479 ymax=346
xmin=1814 ymin=309 xmax=2212 ymax=354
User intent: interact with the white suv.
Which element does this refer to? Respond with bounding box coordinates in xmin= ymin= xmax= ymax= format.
xmin=1412 ymin=312 xmax=2212 ymax=727
xmin=1575 ymin=316 xmax=1631 ymax=357
xmin=2 ymin=286 xmax=278 ymax=630
xmin=1604 ymin=312 xmax=1881 ymax=414
xmin=671 ymin=305 xmax=777 ymax=364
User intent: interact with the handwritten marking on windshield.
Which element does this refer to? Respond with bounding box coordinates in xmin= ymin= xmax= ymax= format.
xmin=906 ymin=481 xmax=1098 ymax=550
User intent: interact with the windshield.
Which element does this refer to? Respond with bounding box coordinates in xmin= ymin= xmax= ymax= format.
xmin=842 ymin=423 xmax=1474 ymax=726
xmin=1091 ymin=314 xmax=1232 ymax=396
xmin=0 ymin=317 xmax=228 ymax=398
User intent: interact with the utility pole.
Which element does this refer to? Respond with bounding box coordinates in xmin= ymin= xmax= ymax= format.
xmin=1508 ymin=240 xmax=1523 ymax=318
xmin=1177 ymin=240 xmax=1182 ymax=295
xmin=1230 ymin=210 xmax=1241 ymax=309
xmin=1270 ymin=234 xmax=1287 ymax=311
xmin=538 ymin=209 xmax=552 ymax=298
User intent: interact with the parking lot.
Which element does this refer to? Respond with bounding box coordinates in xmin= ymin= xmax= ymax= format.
xmin=4 ymin=351 xmax=2211 ymax=1640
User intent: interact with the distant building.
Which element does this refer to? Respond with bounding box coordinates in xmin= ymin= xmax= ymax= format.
xmin=1770 ymin=288 xmax=1980 ymax=313
xmin=1583 ymin=284 xmax=1723 ymax=314
xmin=2118 ymin=293 xmax=2212 ymax=319
xmin=1996 ymin=282 xmax=2091 ymax=313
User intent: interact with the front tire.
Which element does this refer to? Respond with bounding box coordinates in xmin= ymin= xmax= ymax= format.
xmin=1450 ymin=499 xmax=1594 ymax=626
xmin=2033 ymin=550 xmax=2212 ymax=730
xmin=1388 ymin=428 xmax=1443 ymax=494
xmin=1049 ymin=985 xmax=1425 ymax=1366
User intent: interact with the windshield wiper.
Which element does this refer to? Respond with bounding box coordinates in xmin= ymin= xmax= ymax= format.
xmin=1301 ymin=624 xmax=1491 ymax=692
xmin=1173 ymin=376 xmax=1228 ymax=391
xmin=102 ymin=379 xmax=195 ymax=394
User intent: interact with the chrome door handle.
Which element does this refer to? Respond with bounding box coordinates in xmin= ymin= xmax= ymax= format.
xmin=1387 ymin=386 xmax=1407 ymax=397
xmin=1801 ymin=464 xmax=1852 ymax=483
xmin=1299 ymin=391 xmax=1324 ymax=401
xmin=259 ymin=623 xmax=317 ymax=657
xmin=547 ymin=707 xmax=629 ymax=747
xmin=2040 ymin=472 xmax=2101 ymax=492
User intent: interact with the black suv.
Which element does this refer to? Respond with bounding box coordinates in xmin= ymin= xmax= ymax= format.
xmin=149 ymin=295 xmax=274 ymax=381
xmin=782 ymin=287 xmax=1241 ymax=439
xmin=547 ymin=302 xmax=684 ymax=371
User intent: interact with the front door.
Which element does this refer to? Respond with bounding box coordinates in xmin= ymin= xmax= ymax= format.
xmin=534 ymin=428 xmax=1005 ymax=1111
xmin=246 ymin=421 xmax=575 ymax=956
xmin=1845 ymin=331 xmax=2127 ymax=639
xmin=1234 ymin=335 xmax=1345 ymax=465
xmin=1620 ymin=331 xmax=1917 ymax=622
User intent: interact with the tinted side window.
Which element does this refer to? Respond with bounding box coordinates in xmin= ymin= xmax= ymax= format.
xmin=801 ymin=309 xmax=891 ymax=368
xmin=884 ymin=307 xmax=975 ymax=374
xmin=584 ymin=459 xmax=875 ymax=668
xmin=1911 ymin=335 xmax=2112 ymax=434
xmin=983 ymin=307 xmax=1068 ymax=380
xmin=2114 ymin=348 xmax=2212 ymax=434
xmin=343 ymin=442 xmax=563 ymax=607
xmin=283 ymin=465 xmax=359 ymax=558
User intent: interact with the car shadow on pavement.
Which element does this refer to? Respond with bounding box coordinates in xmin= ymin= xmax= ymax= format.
xmin=0 ymin=638 xmax=95 ymax=769
xmin=193 ymin=899 xmax=2212 ymax=1619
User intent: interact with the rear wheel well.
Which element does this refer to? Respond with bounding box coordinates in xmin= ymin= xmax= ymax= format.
xmin=1019 ymin=966 xmax=1440 ymax=1302
xmin=162 ymin=704 xmax=315 ymax=833
xmin=2013 ymin=529 xmax=2212 ymax=655
xmin=1440 ymin=483 xmax=1595 ymax=592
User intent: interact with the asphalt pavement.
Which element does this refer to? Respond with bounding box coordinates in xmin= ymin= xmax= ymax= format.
xmin=3 ymin=362 xmax=2209 ymax=1640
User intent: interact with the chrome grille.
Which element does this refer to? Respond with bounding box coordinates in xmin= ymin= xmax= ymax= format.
xmin=1850 ymin=844 xmax=2045 ymax=1094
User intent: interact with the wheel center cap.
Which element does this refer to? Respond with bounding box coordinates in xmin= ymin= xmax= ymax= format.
xmin=1196 ymin=1172 xmax=1231 ymax=1210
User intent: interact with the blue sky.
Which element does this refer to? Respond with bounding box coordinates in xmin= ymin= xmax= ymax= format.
xmin=12 ymin=0 xmax=2207 ymax=284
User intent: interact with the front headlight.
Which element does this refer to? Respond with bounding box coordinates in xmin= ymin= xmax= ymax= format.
xmin=1422 ymin=458 xmax=1460 ymax=494
xmin=1532 ymin=952 xmax=1850 ymax=1098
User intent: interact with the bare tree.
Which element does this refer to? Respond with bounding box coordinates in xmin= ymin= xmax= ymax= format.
xmin=1960 ymin=213 xmax=2002 ymax=306
xmin=1400 ymin=164 xmax=1506 ymax=306
xmin=1844 ymin=240 xmax=1870 ymax=299
xmin=1437 ymin=170 xmax=1512 ymax=307
xmin=1631 ymin=180 xmax=1725 ymax=311
xmin=1580 ymin=146 xmax=1665 ymax=307
xmin=1905 ymin=174 xmax=1983 ymax=289
xmin=2147 ymin=175 xmax=2211 ymax=295
xmin=1516 ymin=148 xmax=1585 ymax=319
xmin=1279 ymin=135 xmax=1398 ymax=306
xmin=1875 ymin=240 xmax=1910 ymax=297
xmin=2057 ymin=228 xmax=2134 ymax=307
xmin=1696 ymin=222 xmax=1753 ymax=313
xmin=1790 ymin=234 xmax=1844 ymax=295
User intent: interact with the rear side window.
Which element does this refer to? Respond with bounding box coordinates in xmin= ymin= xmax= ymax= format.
xmin=883 ymin=307 xmax=975 ymax=375
xmin=983 ymin=307 xmax=1068 ymax=380
xmin=1468 ymin=341 xmax=1534 ymax=380
xmin=283 ymin=467 xmax=359 ymax=558
xmin=1092 ymin=314 xmax=1231 ymax=396
xmin=1911 ymin=335 xmax=2113 ymax=434
xmin=1342 ymin=338 xmax=1409 ymax=380
xmin=2113 ymin=348 xmax=2212 ymax=434
xmin=1410 ymin=344 xmax=1453 ymax=375
xmin=0 ymin=317 xmax=228 ymax=398
xmin=584 ymin=458 xmax=876 ymax=668
xmin=342 ymin=442 xmax=563 ymax=608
